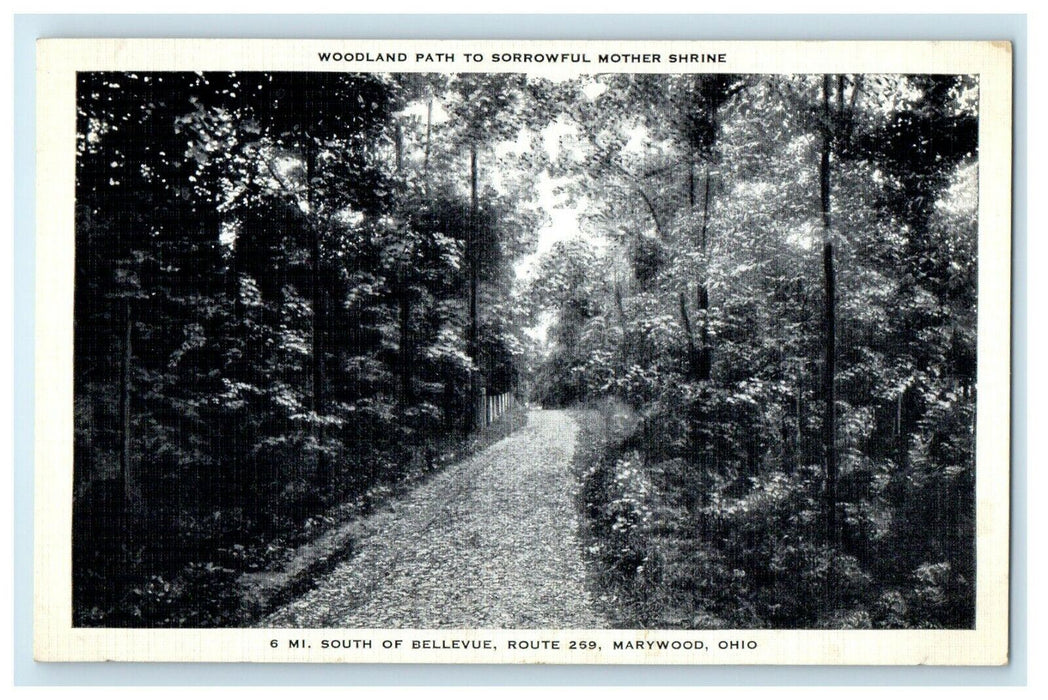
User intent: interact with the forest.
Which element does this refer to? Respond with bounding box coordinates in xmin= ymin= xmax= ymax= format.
xmin=74 ymin=70 xmax=978 ymax=628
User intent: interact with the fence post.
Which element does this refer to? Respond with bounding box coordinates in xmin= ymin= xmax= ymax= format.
xmin=481 ymin=392 xmax=515 ymax=426
xmin=475 ymin=386 xmax=487 ymax=430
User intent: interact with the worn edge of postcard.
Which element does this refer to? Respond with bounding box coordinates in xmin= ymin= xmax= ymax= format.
xmin=33 ymin=38 xmax=1012 ymax=665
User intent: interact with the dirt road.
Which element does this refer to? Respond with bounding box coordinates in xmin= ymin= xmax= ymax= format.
xmin=263 ymin=410 xmax=606 ymax=628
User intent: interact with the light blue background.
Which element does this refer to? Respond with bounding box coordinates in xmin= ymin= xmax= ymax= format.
xmin=13 ymin=13 xmax=1027 ymax=686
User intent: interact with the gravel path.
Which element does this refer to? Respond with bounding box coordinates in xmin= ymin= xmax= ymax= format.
xmin=263 ymin=409 xmax=607 ymax=628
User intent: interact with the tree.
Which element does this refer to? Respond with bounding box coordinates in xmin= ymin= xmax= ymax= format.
xmin=444 ymin=75 xmax=527 ymax=371
xmin=819 ymin=74 xmax=840 ymax=544
xmin=533 ymin=72 xmax=978 ymax=628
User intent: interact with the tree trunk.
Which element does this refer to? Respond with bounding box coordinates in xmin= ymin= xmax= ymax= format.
xmin=697 ymin=161 xmax=713 ymax=381
xmin=398 ymin=292 xmax=414 ymax=405
xmin=305 ymin=136 xmax=329 ymax=481
xmin=614 ymin=280 xmax=626 ymax=321
xmin=394 ymin=122 xmax=403 ymax=173
xmin=688 ymin=158 xmax=695 ymax=208
xmin=468 ymin=142 xmax=479 ymax=365
xmin=683 ymin=154 xmax=714 ymax=381
xmin=896 ymin=388 xmax=910 ymax=470
xmin=394 ymin=120 xmax=413 ymax=406
xmin=679 ymin=291 xmax=700 ymax=379
xmin=467 ymin=142 xmax=483 ymax=429
xmin=224 ymin=218 xmax=243 ymax=493
xmin=820 ymin=75 xmax=839 ymax=544
xmin=700 ymin=161 xmax=712 ymax=251
xmin=306 ymin=137 xmax=323 ymax=417
xmin=795 ymin=366 xmax=803 ymax=468
xmin=119 ymin=298 xmax=138 ymax=515
xmin=423 ymin=98 xmax=433 ymax=195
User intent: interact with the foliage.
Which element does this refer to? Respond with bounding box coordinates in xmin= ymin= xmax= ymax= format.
xmin=544 ymin=74 xmax=977 ymax=629
xmin=74 ymin=70 xmax=978 ymax=629
xmin=73 ymin=72 xmax=542 ymax=626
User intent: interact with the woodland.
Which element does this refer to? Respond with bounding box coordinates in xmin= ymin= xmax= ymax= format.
xmin=74 ymin=71 xmax=977 ymax=628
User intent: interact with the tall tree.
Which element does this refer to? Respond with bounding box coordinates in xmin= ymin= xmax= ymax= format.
xmin=445 ymin=75 xmax=526 ymax=368
xmin=673 ymin=75 xmax=745 ymax=381
xmin=819 ymin=74 xmax=839 ymax=543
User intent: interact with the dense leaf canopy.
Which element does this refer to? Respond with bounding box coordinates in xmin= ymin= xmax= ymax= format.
xmin=74 ymin=71 xmax=977 ymax=629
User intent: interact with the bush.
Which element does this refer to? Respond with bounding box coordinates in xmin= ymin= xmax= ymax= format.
xmin=576 ymin=389 xmax=973 ymax=630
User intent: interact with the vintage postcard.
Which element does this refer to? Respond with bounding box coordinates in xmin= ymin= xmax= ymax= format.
xmin=34 ymin=39 xmax=1012 ymax=664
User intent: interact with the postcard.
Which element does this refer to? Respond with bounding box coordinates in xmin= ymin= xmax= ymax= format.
xmin=34 ymin=38 xmax=1011 ymax=664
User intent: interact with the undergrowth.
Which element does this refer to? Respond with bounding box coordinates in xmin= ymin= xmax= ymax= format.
xmin=572 ymin=399 xmax=973 ymax=630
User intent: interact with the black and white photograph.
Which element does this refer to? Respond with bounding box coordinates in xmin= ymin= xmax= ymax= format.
xmin=34 ymin=39 xmax=1012 ymax=664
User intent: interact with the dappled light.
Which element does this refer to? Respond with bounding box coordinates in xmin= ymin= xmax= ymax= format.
xmin=73 ymin=71 xmax=977 ymax=630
